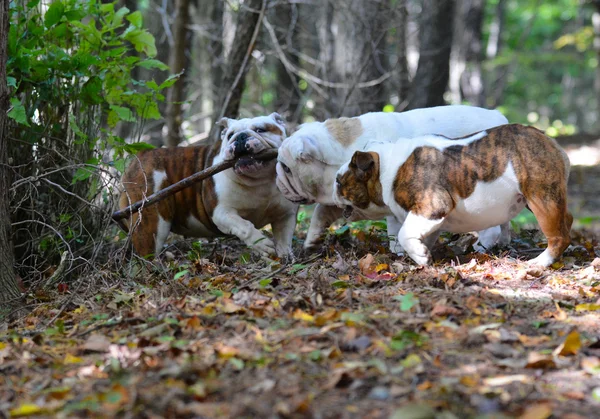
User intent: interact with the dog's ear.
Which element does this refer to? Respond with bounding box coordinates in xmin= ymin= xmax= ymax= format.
xmin=216 ymin=117 xmax=231 ymax=129
xmin=297 ymin=136 xmax=324 ymax=163
xmin=351 ymin=151 xmax=375 ymax=180
xmin=269 ymin=112 xmax=286 ymax=127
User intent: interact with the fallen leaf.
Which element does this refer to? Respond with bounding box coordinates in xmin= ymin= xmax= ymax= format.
xmin=553 ymin=329 xmax=581 ymax=357
xmin=82 ymin=334 xmax=111 ymax=353
xmin=64 ymin=353 xmax=84 ymax=364
xmin=518 ymin=401 xmax=552 ymax=419
xmin=358 ymin=254 xmax=376 ymax=276
xmin=525 ymin=352 xmax=556 ymax=369
xmin=483 ymin=374 xmax=530 ymax=386
xmin=562 ymin=391 xmax=585 ymax=400
xmin=430 ymin=303 xmax=461 ymax=318
xmin=293 ymin=309 xmax=314 ymax=323
xmin=575 ymin=303 xmax=600 ymax=311
xmin=9 ymin=403 xmax=44 ymax=417
xmin=390 ymin=403 xmax=436 ymax=419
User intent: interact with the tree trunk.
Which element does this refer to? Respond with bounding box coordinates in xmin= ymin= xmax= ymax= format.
xmin=396 ymin=0 xmax=411 ymax=109
xmin=273 ymin=1 xmax=301 ymax=123
xmin=450 ymin=0 xmax=485 ymax=106
xmin=209 ymin=0 xmax=265 ymax=143
xmin=593 ymin=1 xmax=600 ymax=118
xmin=316 ymin=0 xmax=390 ymax=117
xmin=408 ymin=0 xmax=456 ymax=110
xmin=486 ymin=0 xmax=506 ymax=108
xmin=166 ymin=0 xmax=191 ymax=147
xmin=0 ymin=0 xmax=21 ymax=314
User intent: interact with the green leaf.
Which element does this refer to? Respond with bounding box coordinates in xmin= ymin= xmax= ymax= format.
xmin=173 ymin=270 xmax=189 ymax=280
xmin=72 ymin=167 xmax=94 ymax=184
xmin=81 ymin=77 xmax=103 ymax=105
xmin=64 ymin=10 xmax=86 ymax=22
xmin=27 ymin=0 xmax=41 ymax=7
xmin=123 ymin=142 xmax=155 ymax=154
xmin=126 ymin=11 xmax=143 ymax=28
xmin=113 ymin=158 xmax=126 ymax=174
xmin=110 ymin=105 xmax=136 ymax=122
xmin=138 ymin=100 xmax=161 ymax=120
xmin=137 ymin=59 xmax=169 ymax=71
xmin=8 ymin=98 xmax=30 ymax=127
xmin=308 ymin=350 xmax=322 ymax=361
xmin=158 ymin=73 xmax=182 ymax=90
xmin=341 ymin=312 xmax=365 ymax=324
xmin=289 ymin=264 xmax=306 ymax=274
xmin=258 ymin=278 xmax=272 ymax=288
xmin=331 ymin=280 xmax=349 ymax=289
xmin=124 ymin=29 xmax=157 ymax=57
xmin=396 ymin=293 xmax=418 ymax=312
xmin=229 ymin=357 xmax=245 ymax=370
xmin=44 ymin=1 xmax=65 ymax=28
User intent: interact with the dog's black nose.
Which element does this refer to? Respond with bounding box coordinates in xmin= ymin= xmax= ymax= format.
xmin=234 ymin=132 xmax=249 ymax=156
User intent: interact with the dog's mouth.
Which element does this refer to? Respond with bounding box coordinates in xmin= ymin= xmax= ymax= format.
xmin=234 ymin=156 xmax=271 ymax=176
xmin=342 ymin=205 xmax=354 ymax=219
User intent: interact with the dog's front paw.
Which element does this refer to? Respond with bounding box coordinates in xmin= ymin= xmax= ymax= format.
xmin=250 ymin=236 xmax=277 ymax=256
xmin=389 ymin=240 xmax=405 ymax=256
xmin=407 ymin=248 xmax=432 ymax=266
xmin=410 ymin=254 xmax=432 ymax=266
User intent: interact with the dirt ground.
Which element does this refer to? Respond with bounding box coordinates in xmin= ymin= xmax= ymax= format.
xmin=1 ymin=136 xmax=600 ymax=419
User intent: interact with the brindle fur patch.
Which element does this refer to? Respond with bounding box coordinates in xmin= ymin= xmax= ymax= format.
xmin=119 ymin=141 xmax=222 ymax=256
xmin=325 ymin=117 xmax=364 ymax=147
xmin=393 ymin=124 xmax=569 ymax=220
xmin=336 ymin=151 xmax=384 ymax=209
xmin=261 ymin=123 xmax=283 ymax=137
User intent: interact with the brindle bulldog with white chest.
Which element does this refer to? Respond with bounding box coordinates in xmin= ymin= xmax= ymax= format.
xmin=334 ymin=124 xmax=572 ymax=267
xmin=119 ymin=113 xmax=298 ymax=258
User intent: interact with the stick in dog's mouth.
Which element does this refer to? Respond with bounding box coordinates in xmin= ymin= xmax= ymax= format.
xmin=233 ymin=149 xmax=279 ymax=175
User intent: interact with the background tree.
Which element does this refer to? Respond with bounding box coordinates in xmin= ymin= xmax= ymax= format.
xmin=0 ymin=0 xmax=20 ymax=313
xmin=408 ymin=0 xmax=456 ymax=109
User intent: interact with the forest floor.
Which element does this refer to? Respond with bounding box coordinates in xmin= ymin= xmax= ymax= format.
xmin=2 ymin=141 xmax=600 ymax=418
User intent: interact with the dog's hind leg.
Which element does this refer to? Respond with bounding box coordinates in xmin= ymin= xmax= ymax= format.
xmin=526 ymin=194 xmax=572 ymax=268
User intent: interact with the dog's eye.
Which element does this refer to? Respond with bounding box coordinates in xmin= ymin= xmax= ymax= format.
xmin=281 ymin=163 xmax=291 ymax=174
xmin=227 ymin=132 xmax=234 ymax=140
xmin=255 ymin=127 xmax=266 ymax=134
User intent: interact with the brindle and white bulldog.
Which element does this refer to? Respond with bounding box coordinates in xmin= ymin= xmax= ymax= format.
xmin=333 ymin=124 xmax=572 ymax=267
xmin=276 ymin=105 xmax=511 ymax=253
xmin=119 ymin=113 xmax=298 ymax=258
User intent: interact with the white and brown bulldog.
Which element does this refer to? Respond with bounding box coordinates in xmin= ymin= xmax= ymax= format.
xmin=276 ymin=105 xmax=511 ymax=252
xmin=119 ymin=113 xmax=298 ymax=258
xmin=333 ymin=124 xmax=572 ymax=267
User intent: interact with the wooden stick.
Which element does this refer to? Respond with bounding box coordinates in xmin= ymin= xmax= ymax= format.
xmin=112 ymin=148 xmax=279 ymax=222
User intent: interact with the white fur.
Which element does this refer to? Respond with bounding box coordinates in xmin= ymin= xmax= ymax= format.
xmin=277 ymin=105 xmax=510 ymax=250
xmin=155 ymin=215 xmax=172 ymax=255
xmin=528 ymin=249 xmax=555 ymax=267
xmin=152 ymin=170 xmax=167 ymax=194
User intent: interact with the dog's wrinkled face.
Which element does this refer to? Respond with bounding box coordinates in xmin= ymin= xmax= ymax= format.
xmin=276 ymin=122 xmax=339 ymax=204
xmin=219 ymin=113 xmax=286 ymax=177
xmin=333 ymin=151 xmax=381 ymax=218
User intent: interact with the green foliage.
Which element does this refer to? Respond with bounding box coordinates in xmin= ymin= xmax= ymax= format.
xmin=7 ymin=0 xmax=175 ymax=278
xmin=8 ymin=0 xmax=173 ymax=164
xmin=483 ymin=0 xmax=598 ymax=132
